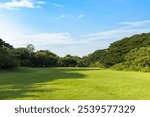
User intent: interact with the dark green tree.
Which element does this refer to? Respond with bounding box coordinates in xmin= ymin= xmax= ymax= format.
xmin=33 ymin=50 xmax=59 ymax=67
xmin=58 ymin=55 xmax=78 ymax=67
xmin=0 ymin=39 xmax=19 ymax=69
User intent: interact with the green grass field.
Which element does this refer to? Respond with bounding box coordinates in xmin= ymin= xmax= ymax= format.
xmin=0 ymin=67 xmax=150 ymax=100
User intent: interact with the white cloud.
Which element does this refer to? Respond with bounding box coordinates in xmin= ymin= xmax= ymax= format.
xmin=56 ymin=14 xmax=67 ymax=19
xmin=77 ymin=14 xmax=84 ymax=19
xmin=37 ymin=1 xmax=45 ymax=4
xmin=83 ymin=20 xmax=150 ymax=40
xmin=56 ymin=14 xmax=85 ymax=20
xmin=0 ymin=0 xmax=45 ymax=10
xmin=82 ymin=29 xmax=150 ymax=41
xmin=118 ymin=20 xmax=150 ymax=27
xmin=50 ymin=3 xmax=64 ymax=8
xmin=80 ymin=20 xmax=150 ymax=52
xmin=1 ymin=32 xmax=74 ymax=47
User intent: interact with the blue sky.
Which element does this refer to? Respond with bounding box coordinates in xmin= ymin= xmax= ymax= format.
xmin=0 ymin=0 xmax=150 ymax=56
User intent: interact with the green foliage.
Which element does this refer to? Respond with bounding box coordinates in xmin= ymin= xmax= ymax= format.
xmin=0 ymin=38 xmax=13 ymax=49
xmin=26 ymin=44 xmax=35 ymax=53
xmin=77 ymin=56 xmax=90 ymax=67
xmin=15 ymin=46 xmax=59 ymax=67
xmin=125 ymin=47 xmax=150 ymax=61
xmin=88 ymin=49 xmax=106 ymax=63
xmin=32 ymin=50 xmax=59 ymax=67
xmin=112 ymin=47 xmax=150 ymax=72
xmin=106 ymin=33 xmax=150 ymax=66
xmin=58 ymin=55 xmax=79 ymax=67
xmin=0 ymin=38 xmax=19 ymax=69
xmin=0 ymin=46 xmax=19 ymax=69
xmin=15 ymin=47 xmax=33 ymax=66
xmin=90 ymin=61 xmax=105 ymax=68
xmin=89 ymin=33 xmax=150 ymax=70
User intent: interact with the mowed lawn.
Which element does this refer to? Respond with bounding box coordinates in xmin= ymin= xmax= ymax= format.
xmin=0 ymin=67 xmax=150 ymax=100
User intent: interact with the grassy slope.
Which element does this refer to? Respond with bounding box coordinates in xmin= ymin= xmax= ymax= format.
xmin=0 ymin=67 xmax=150 ymax=100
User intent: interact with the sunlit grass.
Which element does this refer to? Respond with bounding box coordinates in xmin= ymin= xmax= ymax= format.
xmin=0 ymin=67 xmax=150 ymax=100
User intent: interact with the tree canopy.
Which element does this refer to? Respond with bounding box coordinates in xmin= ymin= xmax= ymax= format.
xmin=88 ymin=33 xmax=150 ymax=69
xmin=0 ymin=39 xmax=19 ymax=69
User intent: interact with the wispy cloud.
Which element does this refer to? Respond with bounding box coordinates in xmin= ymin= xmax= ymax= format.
xmin=1 ymin=31 xmax=104 ymax=56
xmin=56 ymin=14 xmax=85 ymax=19
xmin=56 ymin=14 xmax=67 ymax=19
xmin=82 ymin=29 xmax=150 ymax=41
xmin=50 ymin=2 xmax=64 ymax=8
xmin=0 ymin=0 xmax=45 ymax=10
xmin=77 ymin=14 xmax=84 ymax=19
xmin=82 ymin=20 xmax=150 ymax=45
xmin=119 ymin=20 xmax=150 ymax=27
xmin=2 ymin=33 xmax=73 ymax=46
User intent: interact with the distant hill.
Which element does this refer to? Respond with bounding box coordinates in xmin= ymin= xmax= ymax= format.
xmin=89 ymin=33 xmax=150 ymax=69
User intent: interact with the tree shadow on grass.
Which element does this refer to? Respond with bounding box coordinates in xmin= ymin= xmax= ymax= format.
xmin=0 ymin=67 xmax=101 ymax=100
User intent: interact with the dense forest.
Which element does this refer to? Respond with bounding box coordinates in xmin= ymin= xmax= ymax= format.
xmin=0 ymin=33 xmax=150 ymax=71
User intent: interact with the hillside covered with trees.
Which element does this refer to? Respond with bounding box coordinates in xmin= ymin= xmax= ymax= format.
xmin=88 ymin=33 xmax=150 ymax=71
xmin=0 ymin=33 xmax=150 ymax=72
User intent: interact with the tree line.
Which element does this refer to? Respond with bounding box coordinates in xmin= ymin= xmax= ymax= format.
xmin=1 ymin=32 xmax=150 ymax=71
xmin=0 ymin=39 xmax=90 ymax=69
